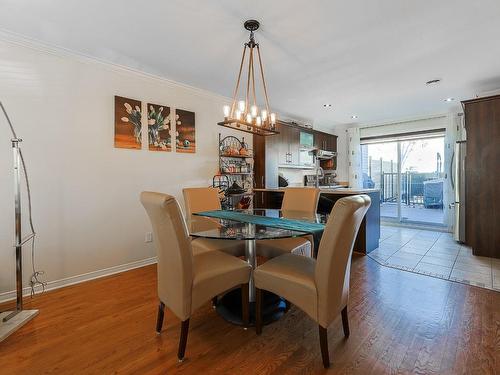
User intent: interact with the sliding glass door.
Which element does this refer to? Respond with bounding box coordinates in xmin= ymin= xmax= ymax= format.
xmin=360 ymin=141 xmax=399 ymax=219
xmin=361 ymin=133 xmax=445 ymax=226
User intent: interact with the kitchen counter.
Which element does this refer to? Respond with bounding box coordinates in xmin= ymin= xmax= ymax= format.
xmin=253 ymin=187 xmax=380 ymax=254
xmin=253 ymin=187 xmax=380 ymax=194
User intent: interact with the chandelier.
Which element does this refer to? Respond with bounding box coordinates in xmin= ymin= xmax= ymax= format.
xmin=218 ymin=20 xmax=280 ymax=136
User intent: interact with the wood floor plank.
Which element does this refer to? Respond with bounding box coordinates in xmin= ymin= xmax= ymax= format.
xmin=1 ymin=254 xmax=499 ymax=374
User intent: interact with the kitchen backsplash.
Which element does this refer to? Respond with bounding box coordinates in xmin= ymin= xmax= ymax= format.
xmin=278 ymin=168 xmax=309 ymax=186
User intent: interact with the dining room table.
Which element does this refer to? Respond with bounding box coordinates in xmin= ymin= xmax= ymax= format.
xmin=186 ymin=208 xmax=328 ymax=326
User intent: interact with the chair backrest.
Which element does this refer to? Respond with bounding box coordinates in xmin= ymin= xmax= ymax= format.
xmin=281 ymin=187 xmax=320 ymax=213
xmin=183 ymin=187 xmax=221 ymax=217
xmin=314 ymin=195 xmax=371 ymax=327
xmin=140 ymin=192 xmax=193 ymax=321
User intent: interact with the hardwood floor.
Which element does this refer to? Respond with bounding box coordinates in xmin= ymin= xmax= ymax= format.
xmin=1 ymin=254 xmax=499 ymax=374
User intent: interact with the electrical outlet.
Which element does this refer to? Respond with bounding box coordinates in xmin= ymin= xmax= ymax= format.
xmin=145 ymin=232 xmax=153 ymax=243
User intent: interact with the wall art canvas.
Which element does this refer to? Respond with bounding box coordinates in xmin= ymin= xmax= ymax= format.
xmin=175 ymin=109 xmax=196 ymax=153
xmin=147 ymin=103 xmax=171 ymax=151
xmin=114 ymin=95 xmax=142 ymax=149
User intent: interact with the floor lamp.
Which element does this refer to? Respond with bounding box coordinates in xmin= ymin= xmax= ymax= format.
xmin=0 ymin=102 xmax=39 ymax=342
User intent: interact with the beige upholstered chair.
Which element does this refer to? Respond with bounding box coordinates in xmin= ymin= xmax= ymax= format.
xmin=257 ymin=187 xmax=320 ymax=258
xmin=254 ymin=195 xmax=371 ymax=368
xmin=183 ymin=187 xmax=246 ymax=257
xmin=140 ymin=192 xmax=251 ymax=361
xmin=281 ymin=187 xmax=321 ymax=212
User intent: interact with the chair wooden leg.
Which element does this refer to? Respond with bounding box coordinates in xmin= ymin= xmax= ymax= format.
xmin=284 ymin=299 xmax=291 ymax=313
xmin=319 ymin=325 xmax=330 ymax=368
xmin=156 ymin=302 xmax=165 ymax=334
xmin=341 ymin=305 xmax=350 ymax=337
xmin=241 ymin=284 xmax=249 ymax=326
xmin=255 ymin=288 xmax=262 ymax=335
xmin=178 ymin=319 xmax=190 ymax=361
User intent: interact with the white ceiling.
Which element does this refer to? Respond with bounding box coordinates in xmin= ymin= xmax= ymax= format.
xmin=1 ymin=0 xmax=500 ymax=130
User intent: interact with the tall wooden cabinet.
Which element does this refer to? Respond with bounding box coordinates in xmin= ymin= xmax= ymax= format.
xmin=462 ymin=95 xmax=500 ymax=259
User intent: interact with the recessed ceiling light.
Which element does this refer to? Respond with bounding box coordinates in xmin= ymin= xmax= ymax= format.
xmin=426 ymin=79 xmax=441 ymax=85
xmin=444 ymin=97 xmax=455 ymax=102
xmin=323 ymin=104 xmax=332 ymax=108
xmin=351 ymin=115 xmax=358 ymax=119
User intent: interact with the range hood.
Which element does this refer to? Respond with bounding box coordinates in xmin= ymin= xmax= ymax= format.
xmin=316 ymin=150 xmax=337 ymax=159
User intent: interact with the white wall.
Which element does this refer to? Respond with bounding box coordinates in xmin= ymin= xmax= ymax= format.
xmin=0 ymin=37 xmax=248 ymax=297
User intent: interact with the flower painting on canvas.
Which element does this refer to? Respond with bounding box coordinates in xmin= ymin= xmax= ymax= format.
xmin=175 ymin=109 xmax=196 ymax=153
xmin=114 ymin=96 xmax=142 ymax=149
xmin=147 ymin=103 xmax=171 ymax=151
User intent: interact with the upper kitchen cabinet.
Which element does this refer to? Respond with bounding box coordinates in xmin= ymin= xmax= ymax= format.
xmin=254 ymin=124 xmax=339 ymax=188
xmin=277 ymin=123 xmax=300 ymax=165
xmin=314 ymin=130 xmax=337 ymax=152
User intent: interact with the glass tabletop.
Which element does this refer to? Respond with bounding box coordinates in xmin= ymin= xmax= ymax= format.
xmin=187 ymin=209 xmax=328 ymax=241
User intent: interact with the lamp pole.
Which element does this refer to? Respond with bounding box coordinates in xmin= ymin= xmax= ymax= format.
xmin=0 ymin=102 xmax=39 ymax=333
xmin=3 ymin=138 xmax=24 ymax=322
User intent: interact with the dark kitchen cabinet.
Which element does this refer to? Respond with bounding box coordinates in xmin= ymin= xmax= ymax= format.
xmin=314 ymin=131 xmax=326 ymax=150
xmin=462 ymin=95 xmax=500 ymax=259
xmin=253 ymin=134 xmax=266 ymax=188
xmin=314 ymin=130 xmax=337 ymax=152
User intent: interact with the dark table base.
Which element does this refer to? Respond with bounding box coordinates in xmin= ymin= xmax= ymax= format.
xmin=215 ymin=289 xmax=287 ymax=326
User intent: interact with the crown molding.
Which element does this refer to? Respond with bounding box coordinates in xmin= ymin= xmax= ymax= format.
xmin=0 ymin=28 xmax=233 ymax=104
xmin=0 ymin=28 xmax=313 ymax=125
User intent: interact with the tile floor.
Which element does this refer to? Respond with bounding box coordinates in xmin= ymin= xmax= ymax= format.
xmin=369 ymin=225 xmax=500 ymax=291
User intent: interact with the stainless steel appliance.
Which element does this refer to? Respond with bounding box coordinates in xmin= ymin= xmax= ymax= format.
xmin=452 ymin=140 xmax=466 ymax=242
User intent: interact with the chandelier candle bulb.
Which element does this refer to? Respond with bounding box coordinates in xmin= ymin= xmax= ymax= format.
xmin=223 ymin=105 xmax=230 ymax=119
xmin=270 ymin=113 xmax=276 ymax=125
xmin=256 ymin=116 xmax=262 ymax=127
xmin=235 ymin=110 xmax=242 ymax=120
xmin=238 ymin=100 xmax=246 ymax=112
xmin=261 ymin=110 xmax=268 ymax=121
xmin=246 ymin=113 xmax=252 ymax=123
xmin=251 ymin=105 xmax=258 ymax=118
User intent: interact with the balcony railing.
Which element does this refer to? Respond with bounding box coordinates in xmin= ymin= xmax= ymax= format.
xmin=380 ymin=172 xmax=443 ymax=208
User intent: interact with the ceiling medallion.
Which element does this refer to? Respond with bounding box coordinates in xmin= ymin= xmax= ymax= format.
xmin=218 ymin=20 xmax=279 ymax=136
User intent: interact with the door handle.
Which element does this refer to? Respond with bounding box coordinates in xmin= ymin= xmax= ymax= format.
xmin=449 ymin=150 xmax=455 ymax=189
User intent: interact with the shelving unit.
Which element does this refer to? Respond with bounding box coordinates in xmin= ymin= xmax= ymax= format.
xmin=216 ymin=134 xmax=254 ymax=209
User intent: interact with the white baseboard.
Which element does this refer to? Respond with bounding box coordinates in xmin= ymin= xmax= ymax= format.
xmin=0 ymin=257 xmax=157 ymax=304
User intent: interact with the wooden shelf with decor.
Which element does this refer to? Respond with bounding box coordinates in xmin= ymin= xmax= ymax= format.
xmin=215 ymin=134 xmax=254 ymax=210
